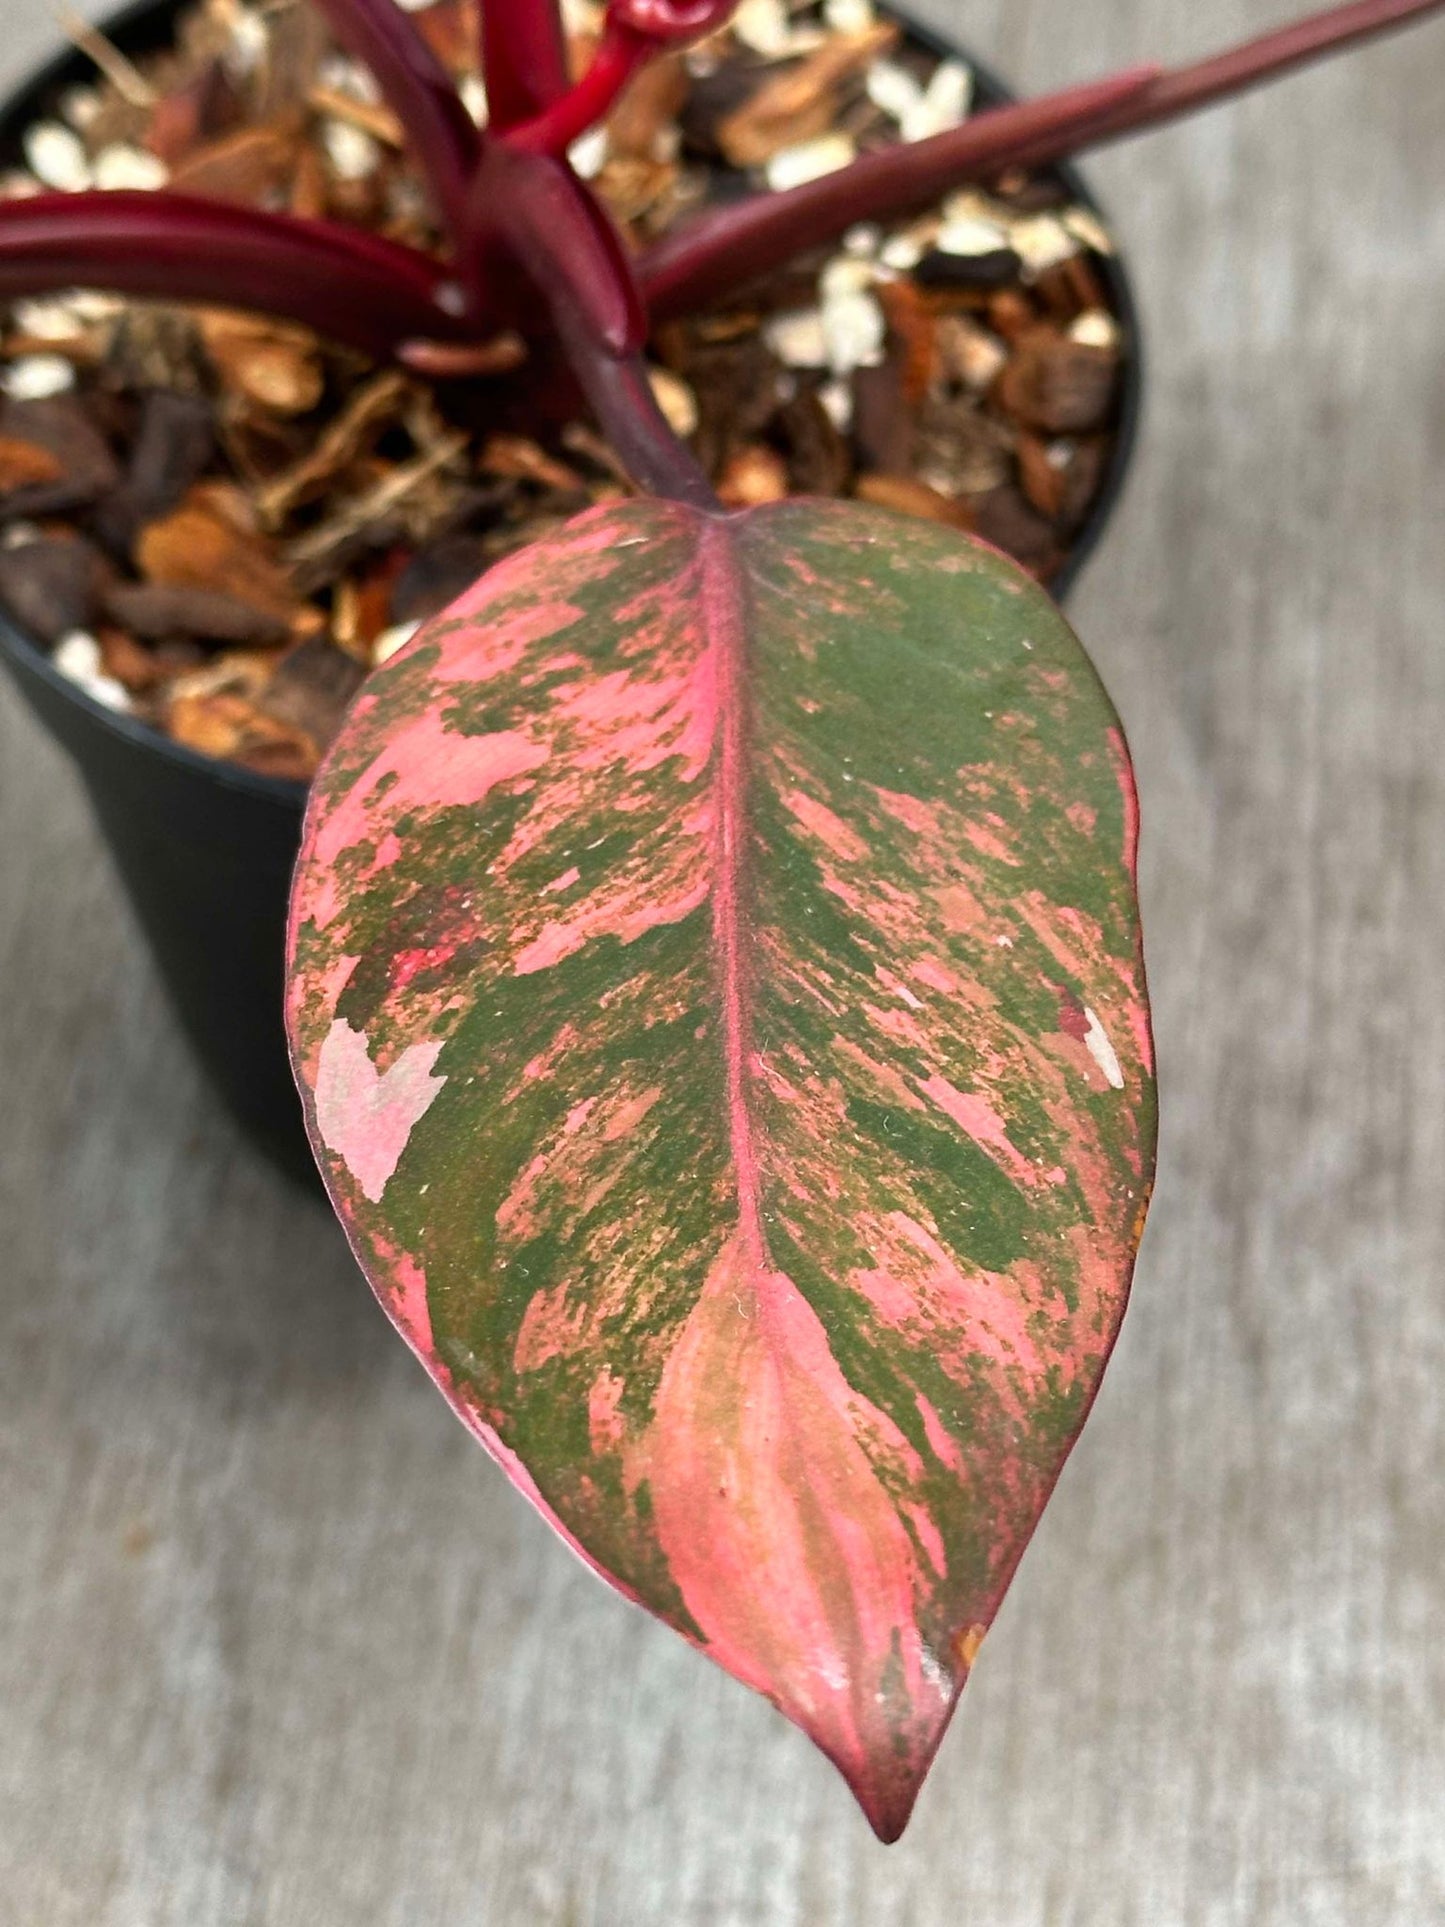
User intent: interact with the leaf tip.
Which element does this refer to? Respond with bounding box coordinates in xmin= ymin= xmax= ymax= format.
xmin=854 ymin=1775 xmax=922 ymax=1845
xmin=793 ymin=1673 xmax=960 ymax=1846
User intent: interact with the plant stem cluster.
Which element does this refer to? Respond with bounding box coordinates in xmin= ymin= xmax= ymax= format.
xmin=0 ymin=0 xmax=1437 ymax=500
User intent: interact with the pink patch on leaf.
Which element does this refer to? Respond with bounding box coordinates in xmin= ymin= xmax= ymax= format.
xmin=311 ymin=717 xmax=548 ymax=872
xmin=313 ymin=1020 xmax=446 ymax=1202
xmin=514 ymin=1283 xmax=589 ymax=1373
xmin=916 ymin=1072 xmax=1042 ymax=1191
xmin=588 ymin=1368 xmax=628 ymax=1453
xmin=781 ymin=787 xmax=869 ymax=862
xmin=636 ymin=1231 xmax=953 ymax=1842
xmin=853 ymin=1212 xmax=1046 ymax=1384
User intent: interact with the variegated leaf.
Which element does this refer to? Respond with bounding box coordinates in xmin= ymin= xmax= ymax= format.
xmin=286 ymin=497 xmax=1155 ymax=1840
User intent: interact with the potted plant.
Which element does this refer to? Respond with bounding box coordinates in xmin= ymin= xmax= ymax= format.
xmin=0 ymin=0 xmax=1151 ymax=1180
xmin=0 ymin=0 xmax=1437 ymax=1841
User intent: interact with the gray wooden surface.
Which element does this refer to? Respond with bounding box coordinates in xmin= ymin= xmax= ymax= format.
xmin=4 ymin=3 xmax=1445 ymax=1921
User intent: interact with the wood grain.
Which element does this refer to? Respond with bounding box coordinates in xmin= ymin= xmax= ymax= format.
xmin=3 ymin=2 xmax=1445 ymax=1919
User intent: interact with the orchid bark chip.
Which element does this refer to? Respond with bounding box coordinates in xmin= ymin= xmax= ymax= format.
xmin=285 ymin=495 xmax=1156 ymax=1838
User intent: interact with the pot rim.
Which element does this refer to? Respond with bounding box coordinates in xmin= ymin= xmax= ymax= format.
xmin=0 ymin=0 xmax=1143 ymax=815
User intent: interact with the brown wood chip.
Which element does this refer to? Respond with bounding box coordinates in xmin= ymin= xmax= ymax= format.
xmin=874 ymin=278 xmax=938 ymax=407
xmin=717 ymin=26 xmax=897 ymax=168
xmin=972 ymin=482 xmax=1062 ymax=578
xmin=1016 ymin=432 xmax=1067 ymax=519
xmin=94 ymin=389 xmax=215 ymax=554
xmin=986 ymin=289 xmax=1037 ymax=344
xmin=165 ymin=689 xmax=317 ymax=778
xmin=478 ymin=436 xmax=585 ymax=492
xmin=997 ymin=326 xmax=1118 ymax=435
xmin=718 ymin=444 xmax=790 ymax=506
xmin=0 ymin=437 xmax=65 ymax=492
xmin=855 ymin=471 xmax=974 ymax=530
xmin=199 ymin=311 xmax=325 ymax=418
xmin=608 ymin=54 xmax=688 ymax=159
xmin=0 ymin=397 xmax=120 ymax=515
xmin=0 ymin=533 xmax=110 ymax=642
xmin=256 ymin=636 xmax=366 ymax=751
xmin=306 ymin=86 xmax=404 ymax=148
xmin=389 ymin=533 xmax=493 ymax=626
xmin=103 ymin=579 xmax=292 ymax=647
xmin=776 ymin=387 xmax=851 ymax=495
xmin=169 ymin=121 xmax=300 ymax=204
xmin=254 ymin=371 xmax=412 ymax=526
xmin=137 ymin=489 xmax=303 ymax=626
xmin=96 ymin=623 xmax=177 ymax=694
xmin=144 ymin=59 xmax=240 ymax=167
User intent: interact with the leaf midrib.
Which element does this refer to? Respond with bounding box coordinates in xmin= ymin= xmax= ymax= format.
xmin=699 ymin=514 xmax=768 ymax=1276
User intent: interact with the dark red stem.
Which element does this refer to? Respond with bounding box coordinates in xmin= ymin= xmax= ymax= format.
xmin=642 ymin=0 xmax=1445 ymax=318
xmin=470 ymin=141 xmax=713 ymax=500
xmin=481 ymin=0 xmax=571 ymax=130
xmin=470 ymin=141 xmax=647 ymax=352
xmin=639 ymin=66 xmax=1161 ymax=318
xmin=3 ymin=0 xmax=1434 ymax=507
xmin=0 ymin=194 xmax=475 ymax=361
xmin=310 ymin=0 xmax=481 ymax=245
xmin=505 ymin=24 xmax=647 ymax=154
xmin=503 ymin=0 xmax=740 ymax=155
xmin=1061 ymin=0 xmax=1445 ymax=148
xmin=560 ymin=328 xmax=717 ymax=505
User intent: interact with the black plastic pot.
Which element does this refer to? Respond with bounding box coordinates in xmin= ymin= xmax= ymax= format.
xmin=0 ymin=0 xmax=1142 ymax=1186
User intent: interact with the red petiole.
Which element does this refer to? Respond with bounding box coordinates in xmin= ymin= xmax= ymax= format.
xmin=479 ymin=0 xmax=570 ymax=130
xmin=642 ymin=0 xmax=1445 ymax=314
xmin=0 ymin=0 xmax=1439 ymax=503
xmin=0 ymin=191 xmax=474 ymax=359
xmin=505 ymin=0 xmax=739 ymax=157
xmin=309 ymin=0 xmax=481 ymax=246
xmin=503 ymin=22 xmax=652 ymax=158
xmin=639 ymin=64 xmax=1166 ymax=321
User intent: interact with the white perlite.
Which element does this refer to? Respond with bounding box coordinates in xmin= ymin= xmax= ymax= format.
xmin=317 ymin=54 xmax=382 ymax=102
xmin=764 ymin=133 xmax=855 ymax=192
xmin=902 ymin=61 xmax=972 ymax=142
xmin=867 ymin=58 xmax=972 ymax=141
xmin=1070 ymin=309 xmax=1122 ymax=350
xmin=648 ymin=368 xmax=698 ymax=439
xmin=1 ymin=356 xmax=76 ymax=400
xmin=822 ymin=0 xmax=875 ymax=30
xmin=92 ymin=145 xmax=169 ymax=191
xmin=936 ymin=214 xmax=1012 ymax=259
xmin=23 ymin=123 xmax=90 ymax=192
xmin=223 ymin=6 xmax=269 ymax=78
xmin=1010 ymin=214 xmax=1080 ymax=277
xmin=53 ymin=633 xmax=132 ymax=714
xmin=322 ymin=119 xmax=381 ymax=182
xmin=9 ymin=297 xmax=90 ymax=341
xmin=764 ymin=308 xmax=829 ymax=370
xmin=567 ymin=127 xmax=609 ymax=180
xmin=732 ymin=0 xmax=822 ymax=57
xmin=821 ymin=288 xmax=885 ymax=378
xmin=374 ymin=620 xmax=421 ymax=667
xmin=460 ymin=74 xmax=489 ymax=127
xmin=819 ymin=379 xmax=854 ymax=430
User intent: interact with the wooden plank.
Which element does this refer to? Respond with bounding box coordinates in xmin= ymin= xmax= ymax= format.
xmin=2 ymin=2 xmax=1444 ymax=1919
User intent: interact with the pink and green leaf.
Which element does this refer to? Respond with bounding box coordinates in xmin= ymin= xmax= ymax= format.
xmin=285 ymin=498 xmax=1155 ymax=1840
